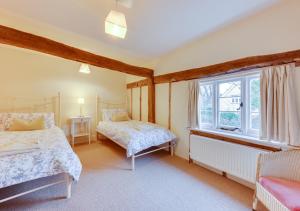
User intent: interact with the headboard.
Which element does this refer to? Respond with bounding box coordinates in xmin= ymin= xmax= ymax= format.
xmin=96 ymin=95 xmax=127 ymax=123
xmin=0 ymin=92 xmax=61 ymax=127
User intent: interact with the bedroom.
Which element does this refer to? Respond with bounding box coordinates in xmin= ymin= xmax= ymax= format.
xmin=0 ymin=0 xmax=300 ymax=210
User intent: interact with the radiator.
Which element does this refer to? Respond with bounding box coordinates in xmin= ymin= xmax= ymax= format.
xmin=190 ymin=135 xmax=268 ymax=184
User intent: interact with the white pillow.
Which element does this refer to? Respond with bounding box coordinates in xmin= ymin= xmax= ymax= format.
xmin=0 ymin=112 xmax=55 ymax=130
xmin=102 ymin=109 xmax=129 ymax=121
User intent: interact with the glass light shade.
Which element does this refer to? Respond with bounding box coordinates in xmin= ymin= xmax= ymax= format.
xmin=105 ymin=10 xmax=127 ymax=39
xmin=79 ymin=63 xmax=91 ymax=74
xmin=77 ymin=98 xmax=85 ymax=105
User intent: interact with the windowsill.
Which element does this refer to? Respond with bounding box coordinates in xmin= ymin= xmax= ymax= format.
xmin=190 ymin=128 xmax=295 ymax=151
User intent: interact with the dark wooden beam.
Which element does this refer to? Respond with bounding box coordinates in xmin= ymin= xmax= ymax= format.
xmin=126 ymin=79 xmax=149 ymax=89
xmin=148 ymin=77 xmax=155 ymax=123
xmin=190 ymin=130 xmax=280 ymax=152
xmin=154 ymin=50 xmax=300 ymax=83
xmin=0 ymin=25 xmax=153 ymax=78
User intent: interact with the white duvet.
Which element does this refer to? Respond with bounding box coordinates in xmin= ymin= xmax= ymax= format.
xmin=0 ymin=127 xmax=82 ymax=188
xmin=97 ymin=120 xmax=176 ymax=157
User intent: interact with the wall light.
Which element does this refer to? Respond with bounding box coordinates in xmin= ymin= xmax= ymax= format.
xmin=79 ymin=63 xmax=91 ymax=74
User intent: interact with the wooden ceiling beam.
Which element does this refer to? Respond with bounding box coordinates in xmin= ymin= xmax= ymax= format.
xmin=154 ymin=49 xmax=300 ymax=84
xmin=0 ymin=25 xmax=153 ymax=78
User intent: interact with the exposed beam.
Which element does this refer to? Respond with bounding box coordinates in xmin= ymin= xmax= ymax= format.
xmin=154 ymin=49 xmax=300 ymax=83
xmin=148 ymin=77 xmax=155 ymax=123
xmin=126 ymin=79 xmax=149 ymax=89
xmin=0 ymin=25 xmax=153 ymax=78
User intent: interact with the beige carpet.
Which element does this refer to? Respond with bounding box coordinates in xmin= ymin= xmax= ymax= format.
xmin=0 ymin=141 xmax=266 ymax=211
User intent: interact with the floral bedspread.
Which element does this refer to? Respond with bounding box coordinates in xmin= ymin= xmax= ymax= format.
xmin=97 ymin=120 xmax=176 ymax=157
xmin=0 ymin=127 xmax=82 ymax=188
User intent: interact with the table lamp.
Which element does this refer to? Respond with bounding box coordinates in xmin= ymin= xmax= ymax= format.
xmin=78 ymin=98 xmax=85 ymax=117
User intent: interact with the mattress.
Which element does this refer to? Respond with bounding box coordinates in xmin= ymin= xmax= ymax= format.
xmin=97 ymin=120 xmax=176 ymax=157
xmin=0 ymin=126 xmax=82 ymax=188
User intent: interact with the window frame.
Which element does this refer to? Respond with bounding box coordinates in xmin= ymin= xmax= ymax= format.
xmin=198 ymin=81 xmax=215 ymax=130
xmin=198 ymin=71 xmax=260 ymax=138
xmin=216 ymin=77 xmax=243 ymax=132
xmin=246 ymin=76 xmax=261 ymax=136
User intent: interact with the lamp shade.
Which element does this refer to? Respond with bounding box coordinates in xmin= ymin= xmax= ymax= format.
xmin=79 ymin=63 xmax=91 ymax=74
xmin=77 ymin=98 xmax=85 ymax=105
xmin=105 ymin=10 xmax=127 ymax=39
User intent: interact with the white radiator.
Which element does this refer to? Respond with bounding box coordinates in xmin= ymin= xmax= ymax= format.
xmin=190 ymin=135 xmax=268 ymax=184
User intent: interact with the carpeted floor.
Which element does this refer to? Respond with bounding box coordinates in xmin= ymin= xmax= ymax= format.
xmin=0 ymin=141 xmax=266 ymax=211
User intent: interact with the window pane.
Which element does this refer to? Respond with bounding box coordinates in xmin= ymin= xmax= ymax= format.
xmin=250 ymin=78 xmax=260 ymax=130
xmin=250 ymin=78 xmax=260 ymax=112
xmin=218 ymin=80 xmax=241 ymax=128
xmin=199 ymin=84 xmax=213 ymax=126
xmin=250 ymin=112 xmax=260 ymax=130
xmin=219 ymin=111 xmax=241 ymax=127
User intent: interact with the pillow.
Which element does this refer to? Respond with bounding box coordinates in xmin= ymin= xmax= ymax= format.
xmin=8 ymin=116 xmax=45 ymax=131
xmin=111 ymin=113 xmax=130 ymax=122
xmin=1 ymin=113 xmax=55 ymax=130
xmin=102 ymin=109 xmax=128 ymax=121
xmin=0 ymin=113 xmax=8 ymax=132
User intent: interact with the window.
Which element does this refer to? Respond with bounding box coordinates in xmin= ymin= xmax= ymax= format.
xmin=218 ymin=80 xmax=242 ymax=130
xmin=198 ymin=73 xmax=260 ymax=137
xmin=199 ymin=84 xmax=214 ymax=128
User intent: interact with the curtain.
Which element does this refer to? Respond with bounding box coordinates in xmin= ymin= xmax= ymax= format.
xmin=260 ymin=63 xmax=300 ymax=146
xmin=188 ymin=80 xmax=199 ymax=129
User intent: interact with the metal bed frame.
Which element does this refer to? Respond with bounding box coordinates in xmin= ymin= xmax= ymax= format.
xmin=0 ymin=93 xmax=73 ymax=203
xmin=96 ymin=95 xmax=175 ymax=171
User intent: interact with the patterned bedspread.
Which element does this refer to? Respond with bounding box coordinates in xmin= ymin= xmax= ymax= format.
xmin=0 ymin=127 xmax=82 ymax=188
xmin=97 ymin=120 xmax=176 ymax=157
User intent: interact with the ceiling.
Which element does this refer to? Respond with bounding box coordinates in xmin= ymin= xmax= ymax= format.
xmin=0 ymin=0 xmax=278 ymax=59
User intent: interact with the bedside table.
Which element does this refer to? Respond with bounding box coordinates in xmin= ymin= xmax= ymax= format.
xmin=70 ymin=116 xmax=91 ymax=147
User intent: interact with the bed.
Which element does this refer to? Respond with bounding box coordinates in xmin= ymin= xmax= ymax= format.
xmin=96 ymin=105 xmax=176 ymax=170
xmin=0 ymin=94 xmax=82 ymax=203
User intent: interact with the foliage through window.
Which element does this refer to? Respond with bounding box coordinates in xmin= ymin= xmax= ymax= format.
xmin=198 ymin=73 xmax=260 ymax=137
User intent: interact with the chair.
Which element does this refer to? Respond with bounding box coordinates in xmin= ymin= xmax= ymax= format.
xmin=253 ymin=149 xmax=300 ymax=211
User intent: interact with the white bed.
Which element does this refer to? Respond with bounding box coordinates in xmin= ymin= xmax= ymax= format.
xmin=97 ymin=120 xmax=176 ymax=158
xmin=95 ymin=98 xmax=177 ymax=170
xmin=0 ymin=126 xmax=82 ymax=187
xmin=96 ymin=107 xmax=176 ymax=170
xmin=0 ymin=95 xmax=82 ymax=203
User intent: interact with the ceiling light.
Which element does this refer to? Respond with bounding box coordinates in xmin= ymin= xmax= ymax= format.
xmin=105 ymin=10 xmax=127 ymax=39
xmin=118 ymin=0 xmax=133 ymax=8
xmin=79 ymin=63 xmax=91 ymax=74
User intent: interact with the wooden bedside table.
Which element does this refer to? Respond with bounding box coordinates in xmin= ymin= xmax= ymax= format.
xmin=70 ymin=116 xmax=91 ymax=147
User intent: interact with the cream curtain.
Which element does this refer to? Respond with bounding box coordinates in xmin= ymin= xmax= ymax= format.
xmin=188 ymin=80 xmax=199 ymax=129
xmin=260 ymin=63 xmax=300 ymax=146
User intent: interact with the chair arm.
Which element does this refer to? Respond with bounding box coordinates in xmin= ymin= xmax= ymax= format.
xmin=256 ymin=149 xmax=300 ymax=182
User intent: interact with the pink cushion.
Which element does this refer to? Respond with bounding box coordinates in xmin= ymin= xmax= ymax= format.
xmin=260 ymin=176 xmax=300 ymax=211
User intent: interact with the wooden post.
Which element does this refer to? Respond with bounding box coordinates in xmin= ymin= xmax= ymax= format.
xmin=148 ymin=77 xmax=155 ymax=123
xmin=168 ymin=82 xmax=172 ymax=130
xmin=130 ymin=89 xmax=133 ymax=118
xmin=139 ymin=86 xmax=142 ymax=121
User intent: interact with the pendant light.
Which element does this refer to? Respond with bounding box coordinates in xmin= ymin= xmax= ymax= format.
xmin=105 ymin=0 xmax=128 ymax=39
xmin=79 ymin=63 xmax=91 ymax=74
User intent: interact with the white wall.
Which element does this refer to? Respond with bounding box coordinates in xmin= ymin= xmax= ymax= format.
xmin=0 ymin=45 xmax=127 ymax=139
xmin=156 ymin=0 xmax=300 ymax=75
xmin=141 ymin=0 xmax=300 ymax=160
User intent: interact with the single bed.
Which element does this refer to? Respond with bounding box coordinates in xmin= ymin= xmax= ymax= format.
xmin=0 ymin=94 xmax=82 ymax=203
xmin=96 ymin=105 xmax=176 ymax=170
